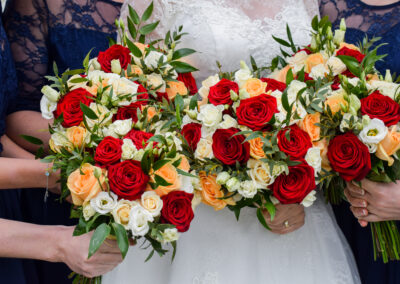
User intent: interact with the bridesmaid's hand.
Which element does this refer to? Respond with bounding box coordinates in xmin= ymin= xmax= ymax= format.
xmin=262 ymin=204 xmax=305 ymax=235
xmin=344 ymin=180 xmax=400 ymax=227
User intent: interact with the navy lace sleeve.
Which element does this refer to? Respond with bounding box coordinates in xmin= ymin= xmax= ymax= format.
xmin=319 ymin=0 xmax=400 ymax=74
xmin=4 ymin=0 xmax=121 ymax=113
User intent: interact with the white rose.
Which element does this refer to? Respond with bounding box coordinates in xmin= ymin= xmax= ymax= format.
xmin=181 ymin=114 xmax=197 ymax=127
xmin=359 ymin=118 xmax=388 ymax=145
xmin=164 ymin=132 xmax=183 ymax=151
xmin=197 ymin=104 xmax=224 ymax=128
xmin=198 ymin=86 xmax=210 ymax=102
xmin=87 ymin=70 xmax=119 ymax=85
xmin=161 ymin=228 xmax=179 ymax=243
xmin=90 ymin=192 xmax=118 ymax=215
xmin=112 ymin=119 xmax=133 ymax=136
xmin=326 ymin=56 xmax=347 ymax=75
xmin=86 ymin=103 xmax=113 ymax=129
xmin=333 ymin=29 xmax=345 ymax=45
xmin=238 ymin=180 xmax=258 ymax=198
xmin=88 ymin=57 xmax=101 ymax=71
xmin=111 ymin=59 xmax=122 ymax=74
xmin=111 ymin=77 xmax=139 ymax=106
xmin=305 ymin=147 xmax=322 ymax=176
xmin=41 ymin=85 xmax=60 ymax=102
xmin=347 ymin=77 xmax=360 ymax=87
xmin=287 ymin=80 xmax=307 ymax=103
xmin=310 ymin=64 xmax=329 ymax=79
xmin=146 ymin=73 xmax=166 ymax=92
xmin=112 ymin=200 xmax=135 ymax=229
xmin=144 ymin=51 xmax=166 ymax=70
xmin=128 ymin=204 xmax=154 ymax=237
xmin=216 ymin=172 xmax=231 ymax=185
xmin=141 ymin=191 xmax=163 ymax=217
xmin=83 ymin=203 xmax=96 ymax=221
xmin=40 ymin=96 xmax=57 ymax=120
xmin=234 ymin=61 xmax=253 ymax=87
xmin=181 ymin=175 xmax=195 ymax=194
xmin=301 ymin=190 xmax=317 ymax=207
xmin=202 ymin=74 xmax=220 ymax=88
xmin=101 ymin=124 xmax=119 ymax=138
xmin=226 ymin=177 xmax=241 ymax=192
xmin=369 ymin=80 xmax=400 ymax=99
xmin=218 ymin=114 xmax=238 ymax=129
xmin=287 ymin=51 xmax=308 ymax=73
xmin=132 ymin=149 xmax=145 ymax=161
xmin=50 ymin=130 xmax=68 ymax=148
xmin=194 ymin=138 xmax=214 ymax=160
xmin=247 ymin=159 xmax=275 ymax=189
xmin=121 ymin=138 xmax=138 ymax=160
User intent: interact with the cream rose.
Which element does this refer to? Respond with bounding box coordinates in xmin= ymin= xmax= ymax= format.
xmin=146 ymin=73 xmax=166 ymax=92
xmin=247 ymin=159 xmax=274 ymax=189
xmin=112 ymin=200 xmax=135 ymax=229
xmin=141 ymin=191 xmax=163 ymax=217
xmin=194 ymin=138 xmax=214 ymax=160
xmin=197 ymin=104 xmax=224 ymax=128
xmin=40 ymin=96 xmax=57 ymax=120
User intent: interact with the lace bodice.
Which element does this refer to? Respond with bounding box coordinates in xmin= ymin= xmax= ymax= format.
xmin=0 ymin=1 xmax=17 ymax=152
xmin=320 ymin=0 xmax=400 ymax=73
xmin=4 ymin=0 xmax=121 ymax=113
xmin=121 ymin=0 xmax=320 ymax=82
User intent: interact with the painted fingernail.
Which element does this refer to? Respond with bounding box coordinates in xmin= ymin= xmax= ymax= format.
xmin=360 ymin=189 xmax=365 ymax=195
xmin=362 ymin=201 xmax=367 ymax=207
xmin=362 ymin=209 xmax=367 ymax=216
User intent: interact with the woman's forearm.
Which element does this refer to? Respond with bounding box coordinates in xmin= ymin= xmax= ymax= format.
xmin=1 ymin=135 xmax=35 ymax=159
xmin=6 ymin=111 xmax=52 ymax=153
xmin=0 ymin=219 xmax=66 ymax=262
xmin=0 ymin=158 xmax=57 ymax=189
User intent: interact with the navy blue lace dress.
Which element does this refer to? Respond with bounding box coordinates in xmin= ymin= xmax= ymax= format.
xmin=4 ymin=1 xmax=121 ymax=283
xmin=320 ymin=1 xmax=400 ymax=283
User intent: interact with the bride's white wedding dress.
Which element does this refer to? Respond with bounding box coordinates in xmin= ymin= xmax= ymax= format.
xmin=104 ymin=1 xmax=361 ymax=283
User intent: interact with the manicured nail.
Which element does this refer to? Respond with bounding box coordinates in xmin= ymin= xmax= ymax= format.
xmin=359 ymin=189 xmax=365 ymax=196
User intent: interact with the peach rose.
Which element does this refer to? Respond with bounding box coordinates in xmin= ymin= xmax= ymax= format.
xmin=376 ymin=126 xmax=400 ymax=166
xmin=273 ymin=65 xmax=291 ymax=83
xmin=166 ymin=81 xmax=188 ymax=100
xmin=141 ymin=105 xmax=157 ymax=121
xmin=298 ymin=113 xmax=320 ymax=142
xmin=243 ymin=78 xmax=267 ymax=97
xmin=325 ymin=91 xmax=348 ymax=114
xmin=339 ymin=42 xmax=360 ymax=51
xmin=366 ymin=74 xmax=379 ymax=81
xmin=177 ymin=155 xmax=190 ymax=172
xmin=66 ymin=126 xmax=87 ymax=148
xmin=67 ymin=163 xmax=107 ymax=206
xmin=305 ymin=53 xmax=325 ymax=73
xmin=249 ymin=137 xmax=266 ymax=160
xmin=85 ymin=79 xmax=109 ymax=96
xmin=134 ymin=42 xmax=148 ymax=54
xmin=152 ymin=163 xmax=181 ymax=196
xmin=126 ymin=65 xmax=143 ymax=77
xmin=313 ymin=139 xmax=331 ymax=171
xmin=199 ymin=171 xmax=233 ymax=211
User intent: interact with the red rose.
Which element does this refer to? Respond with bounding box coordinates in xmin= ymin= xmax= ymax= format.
xmin=261 ymin=78 xmax=287 ymax=92
xmin=270 ymin=161 xmax=315 ymax=204
xmin=361 ymin=91 xmax=400 ymax=126
xmin=124 ymin=129 xmax=154 ymax=149
xmin=136 ymin=83 xmax=150 ymax=102
xmin=181 ymin=123 xmax=202 ymax=151
xmin=212 ymin=127 xmax=250 ymax=165
xmin=156 ymin=92 xmax=168 ymax=102
xmin=328 ymin=132 xmax=371 ymax=181
xmin=208 ymin=78 xmax=238 ymax=106
xmin=341 ymin=70 xmax=356 ymax=78
xmin=297 ymin=48 xmax=312 ymax=55
xmin=108 ymin=160 xmax=149 ymax=200
xmin=54 ymin=88 xmax=93 ymax=128
xmin=303 ymin=72 xmax=314 ymax=82
xmin=278 ymin=124 xmax=312 ymax=159
xmin=177 ymin=73 xmax=198 ymax=96
xmin=97 ymin=44 xmax=131 ymax=73
xmin=113 ymin=103 xmax=141 ymax=122
xmin=161 ymin=191 xmax=194 ymax=232
xmin=94 ymin=136 xmax=123 ymax=167
xmin=336 ymin=46 xmax=365 ymax=63
xmin=236 ymin=94 xmax=279 ymax=130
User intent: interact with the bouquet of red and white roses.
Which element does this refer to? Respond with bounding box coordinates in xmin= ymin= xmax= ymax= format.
xmin=271 ymin=15 xmax=400 ymax=262
xmin=35 ymin=3 xmax=201 ymax=283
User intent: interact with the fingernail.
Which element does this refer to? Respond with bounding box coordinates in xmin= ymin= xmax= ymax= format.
xmin=362 ymin=209 xmax=367 ymax=216
xmin=360 ymin=189 xmax=365 ymax=196
xmin=362 ymin=201 xmax=367 ymax=207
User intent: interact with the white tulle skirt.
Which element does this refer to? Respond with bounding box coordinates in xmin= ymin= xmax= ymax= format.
xmin=103 ymin=194 xmax=361 ymax=284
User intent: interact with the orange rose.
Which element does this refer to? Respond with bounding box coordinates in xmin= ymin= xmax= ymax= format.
xmin=126 ymin=65 xmax=143 ymax=77
xmin=134 ymin=42 xmax=148 ymax=54
xmin=85 ymin=78 xmax=110 ymax=96
xmin=166 ymin=81 xmax=188 ymax=100
xmin=325 ymin=91 xmax=348 ymax=114
xmin=313 ymin=139 xmax=331 ymax=171
xmin=339 ymin=42 xmax=359 ymax=51
xmin=152 ymin=163 xmax=181 ymax=197
xmin=243 ymin=78 xmax=267 ymax=97
xmin=273 ymin=65 xmax=291 ymax=83
xmin=177 ymin=155 xmax=190 ymax=172
xmin=199 ymin=171 xmax=232 ymax=211
xmin=298 ymin=113 xmax=320 ymax=142
xmin=141 ymin=105 xmax=157 ymax=121
xmin=305 ymin=53 xmax=324 ymax=73
xmin=367 ymin=74 xmax=379 ymax=81
xmin=376 ymin=126 xmax=400 ymax=166
xmin=249 ymin=137 xmax=266 ymax=160
xmin=67 ymin=163 xmax=107 ymax=206
xmin=66 ymin=126 xmax=87 ymax=148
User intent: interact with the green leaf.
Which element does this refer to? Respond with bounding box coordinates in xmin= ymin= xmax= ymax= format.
xmin=128 ymin=5 xmax=140 ymax=25
xmin=139 ymin=22 xmax=160 ymax=35
xmin=153 ymin=159 xmax=171 ymax=171
xmin=111 ymin=223 xmax=129 ymax=259
xmin=126 ymin=38 xmax=143 ymax=58
xmin=176 ymin=168 xmax=197 ymax=178
xmin=281 ymin=90 xmax=290 ymax=112
xmin=141 ymin=150 xmax=151 ymax=174
xmin=256 ymin=207 xmax=271 ymax=230
xmin=155 ymin=174 xmax=173 ymax=186
xmin=169 ymin=61 xmax=198 ymax=73
xmin=336 ymin=55 xmax=361 ymax=78
xmin=127 ymin=17 xmax=137 ymax=40
xmin=83 ymin=49 xmax=93 ymax=70
xmin=311 ymin=16 xmax=319 ymax=31
xmin=141 ymin=1 xmax=154 ymax=22
xmin=69 ymin=77 xmax=88 ymax=84
xmin=171 ymin=241 xmax=177 ymax=262
xmin=286 ymin=24 xmax=296 ymax=53
xmin=189 ymin=94 xmax=199 ymax=110
xmin=145 ymin=249 xmax=155 ymax=262
xmin=88 ymin=224 xmax=111 ymax=258
xmin=272 ymin=36 xmax=291 ymax=47
xmin=20 ymin=135 xmax=43 ymax=145
xmin=264 ymin=199 xmax=276 ymax=221
xmin=80 ymin=103 xmax=98 ymax=120
xmin=285 ymin=68 xmax=294 ymax=85
xmin=172 ymin=48 xmax=196 ymax=60
xmin=53 ymin=62 xmax=59 ymax=77
xmin=174 ymin=94 xmax=184 ymax=111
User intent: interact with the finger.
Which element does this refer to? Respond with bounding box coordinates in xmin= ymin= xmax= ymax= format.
xmin=358 ymin=220 xmax=369 ymax=227
xmin=90 ymin=252 xmax=123 ymax=265
xmin=350 ymin=206 xmax=368 ymax=218
xmin=360 ymin=179 xmax=378 ymax=193
xmin=345 ymin=191 xmax=367 ymax=207
xmin=359 ymin=214 xmax=382 ymax=223
xmin=347 ymin=183 xmax=365 ymax=197
xmin=98 ymin=240 xmax=122 ymax=253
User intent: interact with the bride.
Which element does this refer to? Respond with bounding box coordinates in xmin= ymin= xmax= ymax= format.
xmin=104 ymin=1 xmax=361 ymax=283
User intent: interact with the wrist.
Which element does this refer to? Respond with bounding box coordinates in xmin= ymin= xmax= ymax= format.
xmin=47 ymin=225 xmax=72 ymax=263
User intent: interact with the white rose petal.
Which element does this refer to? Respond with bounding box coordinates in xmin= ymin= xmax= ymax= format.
xmin=369 ymin=80 xmax=400 ymax=100
xmin=197 ymin=104 xmax=224 ymax=128
xmin=40 ymin=96 xmax=57 ymax=120
xmin=238 ymin=180 xmax=258 ymax=198
xmin=305 ymin=147 xmax=322 ymax=176
xmin=287 ymin=51 xmax=308 ymax=74
xmin=359 ymin=118 xmax=388 ymax=147
xmin=310 ymin=64 xmax=329 ymax=79
xmin=247 ymin=159 xmax=275 ymax=189
xmin=147 ymin=73 xmax=166 ymax=93
xmin=112 ymin=119 xmax=133 ymax=136
xmin=326 ymin=56 xmax=347 ymax=76
xmin=161 ymin=228 xmax=180 ymax=243
xmin=216 ymin=172 xmax=231 ymax=185
xmin=128 ymin=204 xmax=154 ymax=237
xmin=202 ymin=74 xmax=220 ymax=88
xmin=301 ymin=190 xmax=317 ymax=207
xmin=121 ymin=138 xmax=138 ymax=160
xmin=226 ymin=177 xmax=241 ymax=192
xmin=141 ymin=191 xmax=163 ymax=217
xmin=194 ymin=138 xmax=214 ymax=160
xmin=218 ymin=114 xmax=238 ymax=129
xmin=83 ymin=203 xmax=96 ymax=221
xmin=90 ymin=192 xmax=118 ymax=215
xmin=144 ymin=51 xmax=166 ymax=70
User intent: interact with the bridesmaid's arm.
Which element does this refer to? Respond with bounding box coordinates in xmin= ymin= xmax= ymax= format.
xmin=0 ymin=134 xmax=35 ymax=159
xmin=0 ymin=220 xmax=124 ymax=278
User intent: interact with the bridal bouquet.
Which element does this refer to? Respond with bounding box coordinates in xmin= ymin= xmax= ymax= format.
xmin=181 ymin=60 xmax=320 ymax=228
xmin=33 ymin=2 xmax=201 ymax=282
xmin=271 ymin=15 xmax=400 ymax=262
